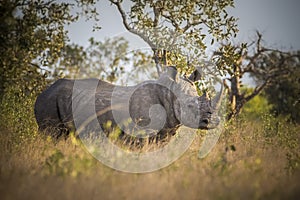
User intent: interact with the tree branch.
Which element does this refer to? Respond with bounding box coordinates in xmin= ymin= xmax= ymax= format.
xmin=151 ymin=0 xmax=160 ymax=28
xmin=223 ymin=78 xmax=231 ymax=94
xmin=110 ymin=0 xmax=164 ymax=75
xmin=110 ymin=0 xmax=156 ymax=50
xmin=245 ymin=79 xmax=270 ymax=102
xmin=183 ymin=19 xmax=204 ymax=32
xmin=160 ymin=12 xmax=181 ymax=31
xmin=30 ymin=62 xmax=51 ymax=73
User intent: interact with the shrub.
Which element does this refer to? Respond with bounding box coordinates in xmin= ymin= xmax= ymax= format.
xmin=0 ymin=77 xmax=47 ymax=145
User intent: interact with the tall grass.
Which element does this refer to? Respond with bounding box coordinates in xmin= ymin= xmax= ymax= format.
xmin=0 ymin=91 xmax=299 ymax=200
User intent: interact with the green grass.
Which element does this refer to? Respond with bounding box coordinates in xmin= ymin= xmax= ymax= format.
xmin=0 ymin=116 xmax=299 ymax=200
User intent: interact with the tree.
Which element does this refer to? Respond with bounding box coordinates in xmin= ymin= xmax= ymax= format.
xmin=0 ymin=0 xmax=99 ymax=135
xmin=262 ymin=54 xmax=300 ymax=123
xmin=0 ymin=0 xmax=100 ymax=96
xmin=0 ymin=0 xmax=67 ymax=95
xmin=109 ymin=0 xmax=238 ymax=76
xmin=108 ymin=1 xmax=300 ymax=120
xmin=212 ymin=32 xmax=300 ymax=119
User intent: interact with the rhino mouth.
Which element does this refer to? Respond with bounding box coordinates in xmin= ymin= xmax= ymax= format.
xmin=199 ymin=117 xmax=220 ymax=130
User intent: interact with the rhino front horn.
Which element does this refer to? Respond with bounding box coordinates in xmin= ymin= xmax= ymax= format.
xmin=212 ymin=84 xmax=224 ymax=110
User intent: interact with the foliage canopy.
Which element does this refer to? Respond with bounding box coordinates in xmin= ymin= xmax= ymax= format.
xmin=110 ymin=0 xmax=238 ymax=75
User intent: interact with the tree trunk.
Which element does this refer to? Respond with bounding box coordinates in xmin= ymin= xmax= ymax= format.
xmin=228 ymin=64 xmax=241 ymax=119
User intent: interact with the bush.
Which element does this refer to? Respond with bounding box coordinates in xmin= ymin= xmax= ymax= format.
xmin=240 ymin=91 xmax=272 ymax=120
xmin=261 ymin=113 xmax=299 ymax=174
xmin=0 ymin=77 xmax=47 ymax=145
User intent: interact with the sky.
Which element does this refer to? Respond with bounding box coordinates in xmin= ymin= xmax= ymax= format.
xmin=66 ymin=0 xmax=300 ymax=52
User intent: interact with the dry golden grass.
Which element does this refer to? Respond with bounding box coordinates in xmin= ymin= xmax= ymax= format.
xmin=0 ymin=119 xmax=300 ymax=200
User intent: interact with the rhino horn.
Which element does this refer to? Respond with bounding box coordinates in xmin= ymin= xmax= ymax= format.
xmin=212 ymin=84 xmax=224 ymax=110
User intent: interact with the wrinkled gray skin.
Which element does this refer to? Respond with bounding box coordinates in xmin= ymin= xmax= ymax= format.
xmin=34 ymin=66 xmax=223 ymax=140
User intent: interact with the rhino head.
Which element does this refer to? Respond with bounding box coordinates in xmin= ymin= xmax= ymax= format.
xmin=159 ymin=66 xmax=224 ymax=130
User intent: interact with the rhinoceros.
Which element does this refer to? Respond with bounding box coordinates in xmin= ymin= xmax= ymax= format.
xmin=34 ymin=66 xmax=224 ymax=142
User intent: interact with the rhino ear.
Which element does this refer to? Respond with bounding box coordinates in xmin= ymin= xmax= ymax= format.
xmin=166 ymin=66 xmax=178 ymax=81
xmin=188 ymin=68 xmax=202 ymax=82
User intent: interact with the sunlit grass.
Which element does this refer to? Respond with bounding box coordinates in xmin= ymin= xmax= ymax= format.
xmin=0 ymin=115 xmax=299 ymax=199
